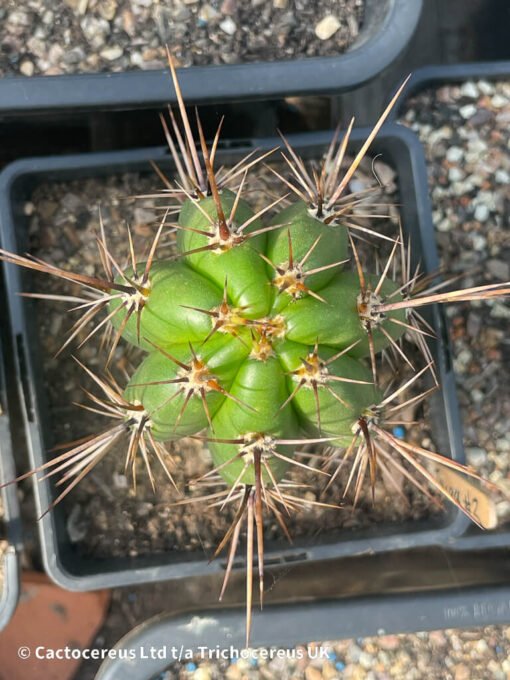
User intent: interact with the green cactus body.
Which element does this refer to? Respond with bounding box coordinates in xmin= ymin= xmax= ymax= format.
xmin=277 ymin=341 xmax=380 ymax=439
xmin=177 ymin=189 xmax=272 ymax=318
xmin=267 ymin=201 xmax=348 ymax=300
xmin=124 ymin=334 xmax=250 ymax=440
xmin=108 ymin=260 xmax=223 ymax=349
xmin=280 ymin=271 xmax=406 ymax=354
xmin=208 ymin=357 xmax=297 ymax=485
xmin=111 ymin=190 xmax=411 ymax=493
xmin=125 ymin=348 xmax=221 ymax=439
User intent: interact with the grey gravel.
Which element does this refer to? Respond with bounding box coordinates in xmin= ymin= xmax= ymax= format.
xmin=0 ymin=0 xmax=365 ymax=75
xmin=117 ymin=626 xmax=510 ymax=679
xmin=402 ymin=79 xmax=510 ymax=522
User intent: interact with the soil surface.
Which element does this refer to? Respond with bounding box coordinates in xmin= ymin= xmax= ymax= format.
xmin=402 ymin=78 xmax=510 ymax=525
xmin=18 ymin=149 xmax=445 ymax=564
xmin=0 ymin=0 xmax=365 ymax=76
xmin=146 ymin=624 xmax=510 ymax=679
xmin=103 ymin=625 xmax=510 ymax=680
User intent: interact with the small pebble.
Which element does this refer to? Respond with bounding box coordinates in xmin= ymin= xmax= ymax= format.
xmin=497 ymin=500 xmax=510 ymax=518
xmin=100 ymin=46 xmax=123 ymax=61
xmin=225 ymin=665 xmax=242 ymax=680
xmin=315 ymin=15 xmax=341 ymax=41
xmin=67 ymin=505 xmax=87 ymax=543
xmin=448 ymin=167 xmax=464 ymax=182
xmin=220 ymin=0 xmax=236 ymax=13
xmin=487 ymin=259 xmax=510 ymax=280
xmin=347 ymin=14 xmax=358 ymax=37
xmin=193 ymin=667 xmax=211 ymax=680
xmin=198 ymin=4 xmax=220 ymax=23
xmin=466 ymin=447 xmax=487 ymax=467
xmin=113 ymin=472 xmax=129 ymax=489
xmin=304 ymin=667 xmax=322 ymax=680
xmin=81 ymin=16 xmax=110 ymax=46
xmin=496 ymin=437 xmax=510 ymax=452
xmin=358 ymin=651 xmax=374 ymax=669
xmin=460 ymin=81 xmax=479 ymax=99
xmin=454 ymin=664 xmax=471 ymax=680
xmin=392 ymin=426 xmax=406 ymax=439
xmin=378 ymin=635 xmax=401 ymax=650
xmin=446 ymin=146 xmax=464 ymax=163
xmin=321 ymin=660 xmax=338 ymax=679
xmin=491 ymin=94 xmax=508 ymax=108
xmin=134 ymin=207 xmax=156 ymax=225
xmin=490 ymin=301 xmax=510 ymax=319
xmin=495 ymin=168 xmax=510 ymax=183
xmin=469 ymin=108 xmax=494 ymax=126
xmin=19 ymin=59 xmax=34 ymax=76
xmin=98 ymin=0 xmax=117 ymax=21
xmin=478 ymin=79 xmax=495 ymax=95
xmin=219 ymin=17 xmax=237 ymax=35
xmin=473 ymin=204 xmax=490 ymax=222
xmin=8 ymin=10 xmax=30 ymax=25
xmin=347 ymin=644 xmax=362 ymax=663
xmin=471 ymin=233 xmax=487 ymax=251
xmin=459 ymin=104 xmax=477 ymax=119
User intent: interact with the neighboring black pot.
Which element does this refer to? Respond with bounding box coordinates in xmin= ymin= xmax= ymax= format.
xmin=0 ymin=333 xmax=21 ymax=631
xmin=0 ymin=123 xmax=470 ymax=593
xmin=0 ymin=0 xmax=422 ymax=115
xmin=389 ymin=60 xmax=510 ymax=553
xmin=95 ymin=549 xmax=510 ymax=680
xmin=391 ymin=60 xmax=510 ymax=117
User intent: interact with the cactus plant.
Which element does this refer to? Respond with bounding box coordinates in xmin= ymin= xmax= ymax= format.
xmin=1 ymin=57 xmax=509 ymax=645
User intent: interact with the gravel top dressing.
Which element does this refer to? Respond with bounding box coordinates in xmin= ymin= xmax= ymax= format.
xmin=19 ymin=153 xmax=443 ymax=562
xmin=132 ymin=625 xmax=510 ymax=680
xmin=402 ymin=78 xmax=510 ymax=526
xmin=0 ymin=0 xmax=364 ymax=76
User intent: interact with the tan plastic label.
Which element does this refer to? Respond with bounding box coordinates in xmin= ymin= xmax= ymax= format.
xmin=433 ymin=465 xmax=498 ymax=529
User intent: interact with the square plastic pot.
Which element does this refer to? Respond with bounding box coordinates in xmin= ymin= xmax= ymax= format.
xmin=94 ymin=565 xmax=510 ymax=680
xmin=0 ymin=0 xmax=422 ymax=115
xmin=0 ymin=124 xmax=469 ymax=593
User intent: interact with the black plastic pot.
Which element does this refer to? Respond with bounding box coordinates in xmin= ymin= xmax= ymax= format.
xmin=0 ymin=0 xmax=422 ymax=115
xmin=391 ymin=60 xmax=510 ymax=118
xmin=0 ymin=333 xmax=21 ymax=631
xmin=95 ymin=556 xmax=510 ymax=680
xmin=389 ymin=61 xmax=510 ymax=553
xmin=0 ymin=124 xmax=470 ymax=593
